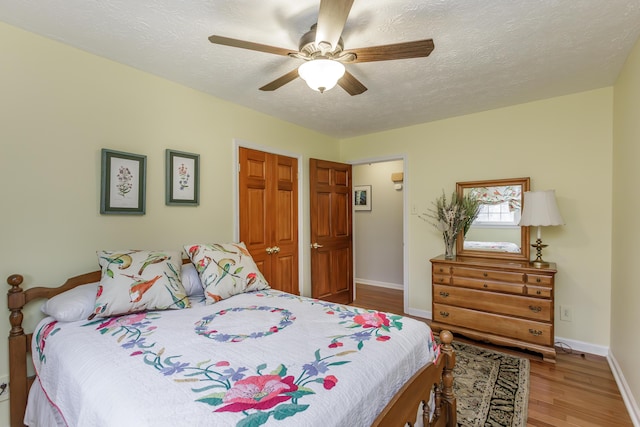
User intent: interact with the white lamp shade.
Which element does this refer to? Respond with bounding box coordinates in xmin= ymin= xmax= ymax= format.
xmin=298 ymin=59 xmax=345 ymax=93
xmin=519 ymin=190 xmax=565 ymax=226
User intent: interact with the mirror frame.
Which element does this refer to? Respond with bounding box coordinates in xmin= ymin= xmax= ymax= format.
xmin=455 ymin=177 xmax=530 ymax=261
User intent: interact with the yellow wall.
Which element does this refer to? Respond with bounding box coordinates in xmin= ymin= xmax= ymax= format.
xmin=0 ymin=22 xmax=339 ymax=423
xmin=339 ymin=88 xmax=614 ymax=348
xmin=613 ymin=36 xmax=640 ymax=419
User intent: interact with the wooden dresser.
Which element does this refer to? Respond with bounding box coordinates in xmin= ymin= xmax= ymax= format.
xmin=430 ymin=254 xmax=557 ymax=362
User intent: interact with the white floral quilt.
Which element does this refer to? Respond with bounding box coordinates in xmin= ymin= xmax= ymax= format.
xmin=32 ymin=290 xmax=439 ymax=427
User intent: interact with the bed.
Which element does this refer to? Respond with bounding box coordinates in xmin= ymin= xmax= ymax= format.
xmin=7 ymin=245 xmax=456 ymax=427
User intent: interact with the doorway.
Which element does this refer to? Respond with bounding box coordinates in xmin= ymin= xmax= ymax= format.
xmin=352 ymin=158 xmax=405 ymax=307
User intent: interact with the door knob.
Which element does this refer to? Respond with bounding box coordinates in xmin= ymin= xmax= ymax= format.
xmin=310 ymin=243 xmax=324 ymax=249
xmin=266 ymin=247 xmax=273 ymax=254
xmin=272 ymin=246 xmax=280 ymax=254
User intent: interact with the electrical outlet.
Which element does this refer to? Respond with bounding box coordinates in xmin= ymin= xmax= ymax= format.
xmin=559 ymin=305 xmax=573 ymax=322
xmin=0 ymin=375 xmax=9 ymax=402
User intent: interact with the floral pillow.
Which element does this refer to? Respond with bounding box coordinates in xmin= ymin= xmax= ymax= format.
xmin=93 ymin=250 xmax=190 ymax=318
xmin=183 ymin=242 xmax=270 ymax=304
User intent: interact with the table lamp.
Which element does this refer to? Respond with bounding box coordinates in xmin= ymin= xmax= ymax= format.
xmin=519 ymin=190 xmax=564 ymax=268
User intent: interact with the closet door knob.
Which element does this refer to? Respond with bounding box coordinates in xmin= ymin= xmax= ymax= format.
xmin=266 ymin=247 xmax=274 ymax=254
xmin=310 ymin=242 xmax=324 ymax=249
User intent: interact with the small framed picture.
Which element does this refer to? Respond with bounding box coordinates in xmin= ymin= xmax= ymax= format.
xmin=166 ymin=149 xmax=199 ymax=206
xmin=354 ymin=185 xmax=372 ymax=211
xmin=100 ymin=149 xmax=146 ymax=215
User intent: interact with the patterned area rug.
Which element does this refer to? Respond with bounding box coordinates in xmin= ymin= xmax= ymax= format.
xmin=451 ymin=341 xmax=530 ymax=427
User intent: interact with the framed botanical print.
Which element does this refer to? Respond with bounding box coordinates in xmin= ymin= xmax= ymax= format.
xmin=100 ymin=149 xmax=146 ymax=215
xmin=165 ymin=149 xmax=199 ymax=206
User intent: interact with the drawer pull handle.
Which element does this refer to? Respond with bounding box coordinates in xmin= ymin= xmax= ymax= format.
xmin=529 ymin=305 xmax=542 ymax=313
xmin=528 ymin=329 xmax=543 ymax=336
xmin=536 ymin=278 xmax=541 ymax=283
xmin=536 ymin=290 xmax=542 ymax=295
xmin=483 ymin=283 xmax=488 ymax=288
xmin=439 ymin=311 xmax=450 ymax=318
xmin=439 ymin=268 xmax=444 ymax=273
xmin=483 ymin=273 xmax=488 ymax=277
xmin=439 ymin=291 xmax=449 ymax=297
xmin=439 ymin=278 xmax=444 ymax=283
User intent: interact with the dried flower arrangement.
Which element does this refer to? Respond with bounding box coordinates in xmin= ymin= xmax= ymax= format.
xmin=422 ymin=191 xmax=481 ymax=259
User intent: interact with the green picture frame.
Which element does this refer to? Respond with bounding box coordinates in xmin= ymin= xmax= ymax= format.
xmin=165 ymin=149 xmax=199 ymax=206
xmin=100 ymin=149 xmax=147 ymax=215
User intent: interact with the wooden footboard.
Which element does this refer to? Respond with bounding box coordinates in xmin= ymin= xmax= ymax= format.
xmin=372 ymin=330 xmax=456 ymax=427
xmin=7 ymin=272 xmax=456 ymax=427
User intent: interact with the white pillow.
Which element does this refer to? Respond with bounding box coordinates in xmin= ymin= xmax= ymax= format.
xmin=181 ymin=262 xmax=204 ymax=298
xmin=41 ymin=282 xmax=99 ymax=322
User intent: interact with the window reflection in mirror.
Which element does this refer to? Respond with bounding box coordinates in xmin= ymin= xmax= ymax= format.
xmin=456 ymin=178 xmax=530 ymax=261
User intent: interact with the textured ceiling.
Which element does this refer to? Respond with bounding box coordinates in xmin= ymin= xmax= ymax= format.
xmin=2 ymin=0 xmax=640 ymax=138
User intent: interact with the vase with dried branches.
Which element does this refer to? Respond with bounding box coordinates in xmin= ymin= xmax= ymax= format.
xmin=423 ymin=191 xmax=481 ymax=259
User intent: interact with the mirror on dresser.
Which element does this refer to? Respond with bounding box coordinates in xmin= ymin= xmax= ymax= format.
xmin=455 ymin=177 xmax=530 ymax=261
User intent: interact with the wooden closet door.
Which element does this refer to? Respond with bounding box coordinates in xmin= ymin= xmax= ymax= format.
xmin=309 ymin=158 xmax=353 ymax=304
xmin=239 ymin=147 xmax=298 ymax=294
xmin=271 ymin=154 xmax=298 ymax=294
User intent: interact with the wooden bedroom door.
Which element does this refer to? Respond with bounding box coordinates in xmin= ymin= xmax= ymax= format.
xmin=309 ymin=158 xmax=353 ymax=304
xmin=239 ymin=147 xmax=299 ymax=295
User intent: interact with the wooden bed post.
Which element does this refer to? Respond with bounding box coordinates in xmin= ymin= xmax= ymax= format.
xmin=439 ymin=330 xmax=457 ymax=427
xmin=7 ymin=274 xmax=28 ymax=427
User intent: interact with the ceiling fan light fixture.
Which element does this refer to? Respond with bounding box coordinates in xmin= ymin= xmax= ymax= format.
xmin=298 ymin=59 xmax=345 ymax=93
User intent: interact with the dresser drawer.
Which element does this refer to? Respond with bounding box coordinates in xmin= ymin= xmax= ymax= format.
xmin=432 ymin=274 xmax=450 ymax=285
xmin=525 ymin=285 xmax=552 ymax=298
xmin=451 ymin=276 xmax=524 ymax=295
xmin=432 ymin=263 xmax=450 ymax=275
xmin=433 ymin=285 xmax=552 ymax=321
xmin=527 ymin=274 xmax=553 ymax=286
xmin=433 ymin=303 xmax=553 ymax=346
xmin=452 ymin=267 xmax=525 ymax=283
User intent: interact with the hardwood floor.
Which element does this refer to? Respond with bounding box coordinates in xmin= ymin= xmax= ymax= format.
xmin=352 ymin=283 xmax=634 ymax=427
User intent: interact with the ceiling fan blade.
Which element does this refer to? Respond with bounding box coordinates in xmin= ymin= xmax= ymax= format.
xmin=338 ymin=71 xmax=367 ymax=96
xmin=315 ymin=0 xmax=354 ymax=50
xmin=209 ymin=35 xmax=295 ymax=57
xmin=347 ymin=39 xmax=435 ymax=63
xmin=259 ymin=68 xmax=300 ymax=91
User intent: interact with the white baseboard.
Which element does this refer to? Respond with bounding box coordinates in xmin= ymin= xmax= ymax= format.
xmin=608 ymin=351 xmax=640 ymax=426
xmin=553 ymin=336 xmax=609 ymax=357
xmin=354 ymin=278 xmax=403 ymax=290
xmin=406 ymin=308 xmax=431 ymax=320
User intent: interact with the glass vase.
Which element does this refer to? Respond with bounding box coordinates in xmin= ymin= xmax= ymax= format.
xmin=444 ymin=235 xmax=456 ymax=260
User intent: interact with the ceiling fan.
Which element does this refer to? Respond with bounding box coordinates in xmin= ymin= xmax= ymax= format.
xmin=208 ymin=0 xmax=434 ymax=95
